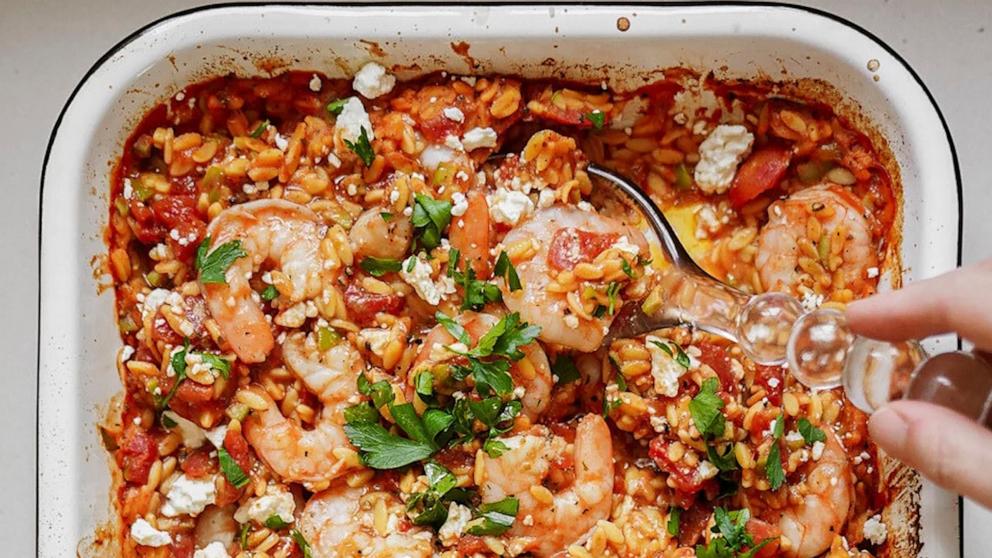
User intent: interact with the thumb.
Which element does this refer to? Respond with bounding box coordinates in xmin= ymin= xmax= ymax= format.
xmin=869 ymin=400 xmax=992 ymax=509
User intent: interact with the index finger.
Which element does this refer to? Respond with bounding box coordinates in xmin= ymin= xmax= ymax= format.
xmin=845 ymin=263 xmax=992 ymax=351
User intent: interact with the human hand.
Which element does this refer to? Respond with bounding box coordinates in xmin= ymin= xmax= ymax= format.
xmin=846 ymin=260 xmax=992 ymax=508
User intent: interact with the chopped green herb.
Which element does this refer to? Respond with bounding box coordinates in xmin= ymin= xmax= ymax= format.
xmin=264 ymin=514 xmax=290 ymax=530
xmin=706 ymin=443 xmax=740 ymax=472
xmin=667 ymin=507 xmax=681 ymax=537
xmin=648 ymin=339 xmax=690 ymax=369
xmin=249 ymin=120 xmax=269 ymax=138
xmin=585 ymin=110 xmax=606 ymax=130
xmin=260 ymin=284 xmax=279 ymax=301
xmin=695 ymin=507 xmax=774 ymax=558
xmin=772 ymin=413 xmax=785 ymax=440
xmin=198 ymin=353 xmax=231 ymax=379
xmin=435 ymin=312 xmax=471 ymax=345
xmin=455 ymin=358 xmax=513 ymax=396
xmin=326 ymin=98 xmax=347 ymax=116
xmin=422 ymin=408 xmax=455 ymax=441
xmin=343 ymin=403 xmax=379 ymax=424
xmin=379 ymin=211 xmax=394 ymax=222
xmin=483 ymin=438 xmax=509 ymax=457
xmin=360 ymin=256 xmax=403 ymax=277
xmin=195 ymin=236 xmax=247 ymax=284
xmin=551 ymin=354 xmax=581 ymax=385
xmin=606 ymin=281 xmax=621 ymax=315
xmin=798 ymin=417 xmax=827 ymax=445
xmin=466 ymin=497 xmax=519 ymax=536
xmin=161 ymin=413 xmax=177 ymax=429
xmin=689 ymin=377 xmax=726 ymax=438
xmin=674 ymin=163 xmax=693 ymax=189
xmin=158 ymin=339 xmax=190 ymax=409
xmin=415 ymin=371 xmax=434 ymax=398
xmin=218 ymin=448 xmax=250 ymax=488
xmin=765 ymin=442 xmax=785 ymax=491
xmin=344 ymin=126 xmax=375 ymax=166
xmin=493 ymin=251 xmax=522 ymax=291
xmin=469 ymin=312 xmax=541 ymax=361
xmin=412 ymin=194 xmax=452 ymax=251
xmin=343 ymin=421 xmax=435 ymax=469
xmin=239 ymin=524 xmax=250 ymax=549
xmin=291 ymin=529 xmax=313 ymax=558
xmin=621 ymin=257 xmax=635 ymax=278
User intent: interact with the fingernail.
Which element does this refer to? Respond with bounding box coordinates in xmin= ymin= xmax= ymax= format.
xmin=869 ymin=406 xmax=909 ymax=451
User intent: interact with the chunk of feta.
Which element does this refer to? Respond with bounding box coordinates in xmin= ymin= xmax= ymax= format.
xmin=863 ymin=514 xmax=888 ymax=545
xmin=442 ymin=106 xmax=465 ymax=123
xmin=645 ymin=335 xmax=686 ymax=397
xmin=162 ymin=411 xmax=207 ymax=449
xmin=610 ymin=96 xmax=649 ymax=130
xmin=461 ymin=127 xmax=498 ymax=151
xmin=487 ymin=188 xmax=534 ymax=226
xmin=357 ymin=328 xmax=392 ymax=358
xmin=308 ymin=74 xmax=322 ymax=92
xmin=234 ymin=489 xmax=296 ymax=525
xmin=130 ymin=519 xmax=172 ymax=547
xmin=194 ymin=541 xmax=231 ymax=558
xmin=611 ymin=236 xmax=640 ymax=257
xmin=161 ymin=474 xmax=216 ymax=517
xmin=204 ymin=424 xmax=228 ymax=449
xmin=811 ymin=440 xmax=825 ymax=461
xmin=352 ymin=61 xmax=396 ymax=99
xmin=694 ymin=124 xmax=754 ymax=194
xmin=696 ymin=460 xmax=719 ymax=481
xmin=334 ymin=97 xmax=374 ymax=143
xmin=537 ymin=188 xmax=556 ymax=208
xmin=450 ymin=192 xmax=469 ymax=217
xmin=438 ymin=502 xmax=472 ymax=546
xmin=400 ymin=256 xmax=456 ymax=306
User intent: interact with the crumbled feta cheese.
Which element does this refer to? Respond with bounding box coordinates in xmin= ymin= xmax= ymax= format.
xmin=694 ymin=125 xmax=754 ymax=194
xmin=767 ymin=377 xmax=780 ymax=389
xmin=419 ymin=145 xmax=456 ymax=170
xmin=204 ymin=424 xmax=228 ymax=449
xmin=400 ymin=256 xmax=456 ymax=305
xmin=123 ymin=178 xmax=134 ymax=199
xmin=274 ymin=133 xmax=289 ymax=151
xmin=438 ymin=502 xmax=472 ymax=546
xmin=161 ymin=474 xmax=216 ymax=517
xmin=612 ymin=236 xmax=640 ymax=257
xmin=537 ymin=188 xmax=556 ymax=208
xmin=645 ymin=335 xmax=686 ymax=397
xmin=866 ymin=266 xmax=879 ymax=279
xmin=308 ymin=74 xmax=322 ymax=92
xmin=564 ymin=315 xmax=579 ymax=329
xmin=442 ymin=106 xmax=465 ymax=123
xmin=130 ymin=519 xmax=172 ymax=547
xmin=800 ymin=291 xmax=824 ymax=312
xmin=649 ymin=415 xmax=669 ymax=433
xmin=120 ymin=345 xmax=135 ymax=362
xmin=695 ymin=204 xmax=722 ymax=239
xmin=357 ymin=328 xmax=392 ymax=358
xmin=193 ymin=541 xmax=231 ymax=558
xmin=444 ymin=134 xmax=464 ymax=150
xmin=512 ymin=385 xmax=526 ymax=399
xmin=576 ymin=200 xmax=595 ymax=212
xmin=487 ymin=189 xmax=534 ymax=226
xmin=697 ymin=460 xmax=719 ymax=480
xmin=863 ymin=514 xmax=887 ymax=545
xmin=352 ymin=62 xmax=396 ymax=99
xmin=784 ymin=430 xmax=804 ymax=445
xmin=811 ymin=440 xmax=825 ymax=461
xmin=334 ymin=97 xmax=374 ymax=143
xmin=461 ymin=127 xmax=498 ymax=151
xmin=162 ymin=411 xmax=207 ymax=449
xmin=141 ymin=288 xmax=173 ymax=321
xmin=234 ymin=489 xmax=296 ymax=525
xmin=450 ymin=192 xmax=469 ymax=217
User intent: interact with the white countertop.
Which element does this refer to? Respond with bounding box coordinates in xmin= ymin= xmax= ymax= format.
xmin=3 ymin=1 xmax=989 ymax=555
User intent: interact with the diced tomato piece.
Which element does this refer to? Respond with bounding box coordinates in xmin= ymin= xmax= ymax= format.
xmin=456 ymin=535 xmax=490 ymax=556
xmin=649 ymin=436 xmax=708 ymax=495
xmin=174 ymin=380 xmax=214 ymax=404
xmin=754 ymin=364 xmax=784 ymax=406
xmin=151 ymin=195 xmax=206 ymax=261
xmin=696 ymin=343 xmax=737 ymax=394
xmin=729 ymin=146 xmax=793 ymax=208
xmin=343 ymin=282 xmax=405 ymax=326
xmin=117 ymin=424 xmax=158 ymax=484
xmin=180 ymin=449 xmax=217 ymax=478
xmin=547 ymin=228 xmax=619 ymax=270
xmin=128 ymin=200 xmax=167 ymax=244
xmin=170 ymin=530 xmax=195 ymax=558
xmin=214 ymin=477 xmax=242 ymax=507
xmin=224 ymin=428 xmax=253 ymax=472
xmin=747 ymin=406 xmax=781 ymax=443
xmin=746 ymin=518 xmax=782 ymax=558
xmin=418 ymin=114 xmax=463 ymax=143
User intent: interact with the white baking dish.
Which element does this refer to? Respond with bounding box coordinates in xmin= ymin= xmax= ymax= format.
xmin=38 ymin=4 xmax=962 ymax=557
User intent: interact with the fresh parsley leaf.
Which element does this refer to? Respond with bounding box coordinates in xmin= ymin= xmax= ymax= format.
xmin=435 ymin=312 xmax=471 ymax=345
xmin=158 ymin=339 xmax=190 ymax=409
xmin=459 ymin=358 xmax=513 ymax=396
xmin=585 ymin=110 xmax=606 ymax=130
xmin=470 ymin=312 xmax=540 ymax=361
xmin=689 ymin=377 xmax=726 ymax=438
xmin=798 ymin=417 xmax=826 ymax=445
xmin=412 ymin=194 xmax=452 ymax=251
xmin=483 ymin=438 xmax=509 ymax=457
xmin=609 ymin=355 xmax=628 ymax=391
xmin=291 ymin=529 xmax=313 ymax=558
xmin=424 ymin=461 xmax=457 ymax=497
xmin=249 ymin=120 xmax=269 ymax=138
xmin=195 ymin=237 xmax=247 ymax=284
xmin=422 ymin=409 xmax=454 ymax=441
xmin=649 ymin=339 xmax=691 ymax=369
xmin=765 ymin=442 xmax=785 ymax=490
xmin=344 ymin=126 xmax=375 ymax=166
xmin=714 ymin=507 xmax=751 ymax=550
xmin=326 ymin=98 xmax=347 ymax=116
xmin=343 ymin=422 xmax=435 ymax=469
xmin=379 ymin=211 xmax=394 ymax=221
xmin=198 ymin=353 xmax=231 ymax=379
xmin=161 ymin=413 xmax=177 ymax=428
xmin=493 ymin=251 xmax=522 ymax=291
xmin=264 ymin=514 xmax=290 ymax=530
xmin=218 ymin=448 xmax=250 ymax=488
xmin=260 ymin=284 xmax=279 ymax=301
xmin=357 ymin=375 xmax=395 ymax=409
xmin=466 ymin=497 xmax=519 ymax=536
xmin=667 ymin=507 xmax=681 ymax=536
xmin=707 ymin=444 xmax=740 ymax=472
xmin=343 ymin=403 xmax=379 ymax=424
xmin=551 ymin=354 xmax=581 ymax=385
xmin=415 ymin=371 xmax=434 ymax=398
xmin=389 ymin=403 xmax=434 ymax=446
xmin=772 ymin=413 xmax=785 ymax=440
xmin=606 ymin=281 xmax=621 ymax=315
xmin=467 ymin=397 xmax=504 ymax=427
xmin=360 ymin=256 xmax=403 ymax=277
xmin=239 ymin=524 xmax=250 ymax=549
